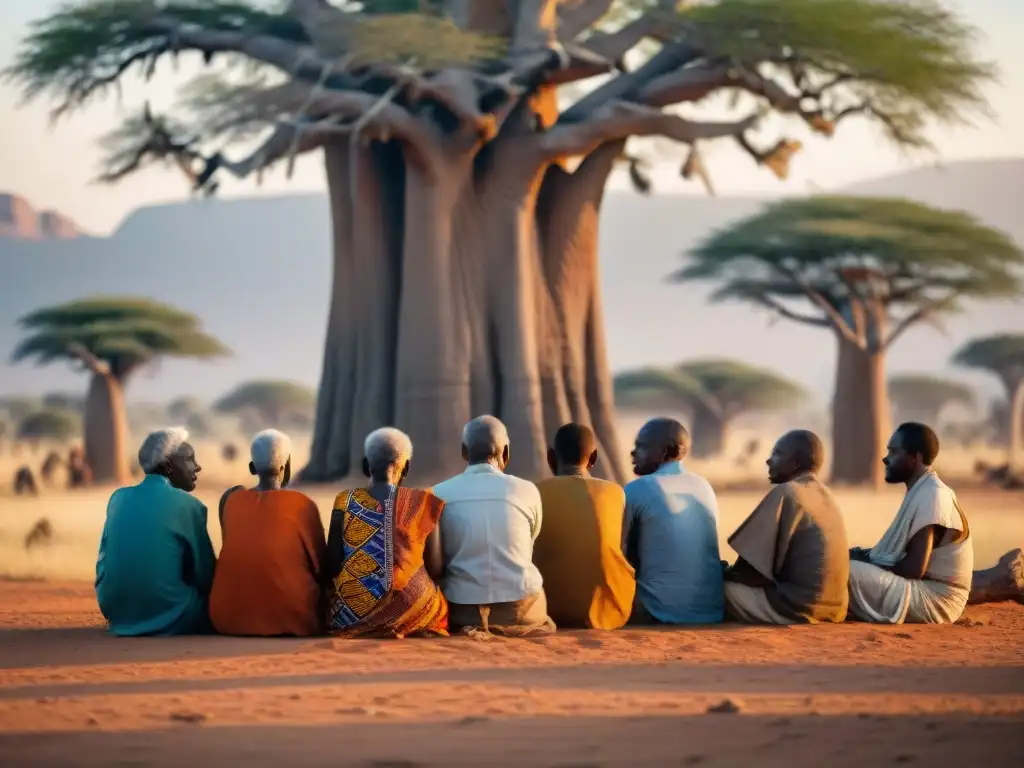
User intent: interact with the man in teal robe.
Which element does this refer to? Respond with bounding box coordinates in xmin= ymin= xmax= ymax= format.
xmin=95 ymin=428 xmax=216 ymax=636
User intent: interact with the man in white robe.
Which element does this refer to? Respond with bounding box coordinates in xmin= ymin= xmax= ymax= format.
xmin=848 ymin=423 xmax=973 ymax=624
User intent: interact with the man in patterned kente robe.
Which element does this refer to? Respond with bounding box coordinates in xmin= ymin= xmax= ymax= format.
xmin=325 ymin=427 xmax=448 ymax=638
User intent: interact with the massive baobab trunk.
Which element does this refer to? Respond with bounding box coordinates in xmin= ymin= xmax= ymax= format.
xmin=537 ymin=139 xmax=629 ymax=483
xmin=831 ymin=336 xmax=890 ymax=486
xmin=84 ymin=372 xmax=130 ymax=484
xmin=302 ymin=123 xmax=631 ymax=485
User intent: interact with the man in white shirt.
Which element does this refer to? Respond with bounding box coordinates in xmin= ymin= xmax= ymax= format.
xmin=431 ymin=415 xmax=555 ymax=636
xmin=623 ymin=418 xmax=725 ymax=624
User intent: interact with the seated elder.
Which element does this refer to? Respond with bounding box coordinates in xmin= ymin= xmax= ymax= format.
xmin=325 ymin=428 xmax=448 ymax=638
xmin=534 ymin=423 xmax=635 ymax=630
xmin=432 ymin=415 xmax=555 ymax=636
xmin=209 ymin=429 xmax=328 ymax=637
xmin=623 ymin=418 xmax=723 ymax=624
xmin=95 ymin=428 xmax=215 ymax=636
xmin=724 ymin=430 xmax=849 ymax=624
xmin=848 ymin=423 xmax=973 ymax=624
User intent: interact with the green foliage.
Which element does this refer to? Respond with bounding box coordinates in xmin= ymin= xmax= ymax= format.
xmin=677 ymin=359 xmax=806 ymax=415
xmin=674 ymin=196 xmax=1024 ymax=320
xmin=952 ymin=334 xmax=1024 ymax=376
xmin=888 ymin=374 xmax=974 ymax=414
xmin=614 ymin=367 xmax=706 ymax=411
xmin=682 ymin=0 xmax=994 ymax=148
xmin=5 ymin=0 xmax=501 ymax=119
xmin=615 ymin=358 xmax=804 ymax=416
xmin=12 ymin=296 xmax=229 ymax=380
xmin=214 ymin=380 xmax=316 ymax=420
xmin=17 ymin=407 xmax=82 ymax=441
xmin=4 ymin=1 xmax=308 ymax=116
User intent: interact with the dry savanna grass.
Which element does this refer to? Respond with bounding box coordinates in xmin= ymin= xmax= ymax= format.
xmin=1 ymin=420 xmax=1021 ymax=582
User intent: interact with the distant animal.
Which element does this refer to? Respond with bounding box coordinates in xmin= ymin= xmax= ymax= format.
xmin=66 ymin=446 xmax=92 ymax=489
xmin=973 ymin=460 xmax=1022 ymax=491
xmin=13 ymin=466 xmax=38 ymax=496
xmin=24 ymin=517 xmax=54 ymax=550
xmin=40 ymin=450 xmax=63 ymax=485
xmin=222 ymin=443 xmax=238 ymax=462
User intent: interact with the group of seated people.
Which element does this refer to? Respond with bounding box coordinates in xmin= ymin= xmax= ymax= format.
xmin=94 ymin=414 xmax=976 ymax=638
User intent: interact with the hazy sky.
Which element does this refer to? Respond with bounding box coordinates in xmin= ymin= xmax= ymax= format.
xmin=1 ymin=0 xmax=1022 ymax=234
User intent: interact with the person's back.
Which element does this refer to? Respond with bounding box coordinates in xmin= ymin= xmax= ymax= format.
xmin=767 ymin=477 xmax=850 ymax=622
xmin=434 ymin=464 xmax=544 ymax=604
xmin=624 ymin=463 xmax=724 ymax=623
xmin=97 ymin=474 xmax=214 ymax=636
xmin=535 ymin=475 xmax=634 ymax=629
xmin=211 ymin=488 xmax=326 ymax=636
xmin=432 ymin=415 xmax=553 ymax=636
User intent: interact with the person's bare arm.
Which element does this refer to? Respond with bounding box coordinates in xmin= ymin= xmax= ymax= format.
xmin=724 ymin=557 xmax=774 ymax=588
xmin=889 ymin=525 xmax=942 ymax=580
xmin=424 ymin=526 xmax=444 ymax=581
xmin=218 ymin=485 xmax=243 ymax=533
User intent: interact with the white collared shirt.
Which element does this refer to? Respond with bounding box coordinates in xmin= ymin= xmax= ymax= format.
xmin=432 ymin=463 xmax=544 ymax=605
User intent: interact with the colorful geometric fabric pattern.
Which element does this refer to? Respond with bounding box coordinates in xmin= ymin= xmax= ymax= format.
xmin=328 ymin=487 xmax=394 ymax=630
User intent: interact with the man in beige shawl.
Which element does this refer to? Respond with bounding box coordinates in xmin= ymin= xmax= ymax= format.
xmin=848 ymin=423 xmax=973 ymax=624
xmin=723 ymin=430 xmax=850 ymax=624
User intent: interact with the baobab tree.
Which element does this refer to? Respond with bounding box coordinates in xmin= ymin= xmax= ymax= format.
xmin=888 ymin=374 xmax=975 ymax=427
xmin=674 ymin=196 xmax=1023 ymax=486
xmin=953 ymin=334 xmax=1024 ymax=471
xmin=7 ymin=0 xmax=999 ymax=483
xmin=615 ymin=359 xmax=804 ymax=457
xmin=12 ymin=297 xmax=228 ymax=483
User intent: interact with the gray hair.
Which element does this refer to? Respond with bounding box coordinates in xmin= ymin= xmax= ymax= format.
xmin=138 ymin=427 xmax=189 ymax=473
xmin=364 ymin=427 xmax=413 ymax=476
xmin=250 ymin=429 xmax=291 ymax=473
xmin=462 ymin=415 xmax=509 ymax=463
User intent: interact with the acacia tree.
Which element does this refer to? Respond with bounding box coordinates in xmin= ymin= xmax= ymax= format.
xmin=888 ymin=373 xmax=974 ymax=427
xmin=17 ymin=408 xmax=82 ymax=446
xmin=215 ymin=380 xmax=317 ymax=431
xmin=8 ymin=0 xmax=997 ymax=484
xmin=11 ymin=297 xmax=228 ymax=483
xmin=615 ymin=359 xmax=804 ymax=457
xmin=953 ymin=334 xmax=1024 ymax=470
xmin=674 ymin=197 xmax=1024 ymax=486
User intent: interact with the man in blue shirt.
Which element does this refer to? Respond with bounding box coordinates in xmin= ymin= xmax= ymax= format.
xmin=95 ymin=427 xmax=216 ymax=636
xmin=622 ymin=418 xmax=724 ymax=624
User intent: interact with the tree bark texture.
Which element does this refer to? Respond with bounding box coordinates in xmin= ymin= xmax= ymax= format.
xmin=84 ymin=372 xmax=130 ymax=485
xmin=830 ymin=337 xmax=890 ymax=487
xmin=690 ymin=406 xmax=728 ymax=460
xmin=1007 ymin=378 xmax=1024 ymax=471
xmin=830 ymin=297 xmax=892 ymax=487
xmin=302 ymin=129 xmax=630 ymax=485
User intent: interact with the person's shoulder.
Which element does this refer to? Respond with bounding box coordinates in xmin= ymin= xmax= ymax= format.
xmin=505 ymin=472 xmax=542 ymax=500
xmin=623 ymin=474 xmax=652 ymax=494
xmin=585 ymin=476 xmax=626 ymax=501
xmin=167 ymin=484 xmax=204 ymax=508
xmin=429 ymin=474 xmax=462 ymax=497
xmin=683 ymin=469 xmax=718 ymax=499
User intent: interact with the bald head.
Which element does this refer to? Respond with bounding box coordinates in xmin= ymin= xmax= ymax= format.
xmin=548 ymin=423 xmax=598 ymax=475
xmin=767 ymin=429 xmax=825 ymax=484
xmin=630 ymin=417 xmax=691 ymax=476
